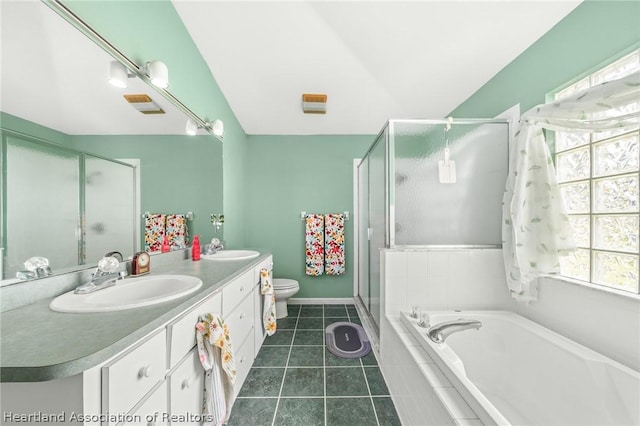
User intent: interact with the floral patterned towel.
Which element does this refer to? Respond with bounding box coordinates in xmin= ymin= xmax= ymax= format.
xmin=260 ymin=268 xmax=277 ymax=336
xmin=195 ymin=313 xmax=236 ymax=426
xmin=144 ymin=214 xmax=165 ymax=252
xmin=305 ymin=214 xmax=325 ymax=276
xmin=324 ymin=213 xmax=345 ymax=275
xmin=165 ymin=214 xmax=189 ymax=249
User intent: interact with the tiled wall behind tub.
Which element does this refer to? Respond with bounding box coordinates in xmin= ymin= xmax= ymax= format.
xmin=383 ymin=248 xmax=513 ymax=316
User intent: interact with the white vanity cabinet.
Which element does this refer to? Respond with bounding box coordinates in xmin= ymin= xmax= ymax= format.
xmin=0 ymin=255 xmax=272 ymax=426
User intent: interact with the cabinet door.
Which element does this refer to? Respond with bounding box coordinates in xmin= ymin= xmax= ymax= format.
xmin=169 ymin=348 xmax=204 ymax=426
xmin=122 ymin=381 xmax=168 ymax=426
xmin=102 ymin=330 xmax=167 ymax=422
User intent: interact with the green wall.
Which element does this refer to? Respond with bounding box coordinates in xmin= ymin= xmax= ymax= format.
xmin=450 ymin=0 xmax=640 ymax=118
xmin=64 ymin=0 xmax=249 ymax=249
xmin=243 ymin=135 xmax=373 ymax=298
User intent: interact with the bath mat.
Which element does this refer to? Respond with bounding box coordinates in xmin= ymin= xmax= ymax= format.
xmin=325 ymin=322 xmax=371 ymax=359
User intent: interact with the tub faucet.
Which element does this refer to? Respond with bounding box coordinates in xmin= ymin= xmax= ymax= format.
xmin=74 ymin=256 xmax=127 ymax=294
xmin=427 ymin=319 xmax=482 ymax=344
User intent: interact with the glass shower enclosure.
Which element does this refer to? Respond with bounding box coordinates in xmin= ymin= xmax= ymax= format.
xmin=357 ymin=119 xmax=510 ymax=330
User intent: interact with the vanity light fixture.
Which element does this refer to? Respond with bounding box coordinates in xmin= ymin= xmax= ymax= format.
xmin=107 ymin=61 xmax=134 ymax=88
xmin=145 ymin=60 xmax=169 ymax=89
xmin=185 ymin=118 xmax=224 ymax=138
xmin=185 ymin=118 xmax=199 ymax=136
xmin=211 ymin=119 xmax=224 ymax=137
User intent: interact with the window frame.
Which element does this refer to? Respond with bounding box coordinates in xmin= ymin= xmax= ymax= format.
xmin=550 ymin=48 xmax=640 ymax=295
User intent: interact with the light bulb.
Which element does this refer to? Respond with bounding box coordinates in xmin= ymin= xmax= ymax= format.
xmin=108 ymin=61 xmax=128 ymax=88
xmin=146 ymin=60 xmax=169 ymax=89
xmin=185 ymin=118 xmax=198 ymax=136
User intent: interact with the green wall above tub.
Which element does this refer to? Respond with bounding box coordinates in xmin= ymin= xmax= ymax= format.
xmin=243 ymin=134 xmax=373 ymax=299
xmin=449 ymin=0 xmax=640 ymax=119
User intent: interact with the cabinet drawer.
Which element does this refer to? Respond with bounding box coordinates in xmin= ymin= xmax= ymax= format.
xmin=222 ymin=270 xmax=254 ymax=316
xmin=169 ymin=348 xmax=204 ymax=426
xmin=225 ymin=293 xmax=254 ymax=348
xmin=168 ymin=290 xmax=222 ymax=367
xmin=234 ymin=334 xmax=255 ymax=397
xmin=123 ymin=381 xmax=168 ymax=426
xmin=102 ymin=329 xmax=167 ymax=420
xmin=253 ymin=256 xmax=273 ymax=283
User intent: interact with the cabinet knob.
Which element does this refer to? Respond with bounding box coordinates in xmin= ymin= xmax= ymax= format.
xmin=181 ymin=378 xmax=191 ymax=389
xmin=138 ymin=365 xmax=152 ymax=379
xmin=239 ymin=286 xmax=245 ymax=292
xmin=240 ymin=356 xmax=246 ymax=364
xmin=239 ymin=313 xmax=246 ymax=319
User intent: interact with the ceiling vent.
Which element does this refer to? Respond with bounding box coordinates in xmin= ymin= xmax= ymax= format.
xmin=123 ymin=94 xmax=165 ymax=114
xmin=302 ymin=93 xmax=327 ymax=114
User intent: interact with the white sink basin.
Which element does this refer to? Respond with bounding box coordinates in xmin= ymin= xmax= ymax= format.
xmin=50 ymin=275 xmax=203 ymax=313
xmin=201 ymin=250 xmax=260 ymax=261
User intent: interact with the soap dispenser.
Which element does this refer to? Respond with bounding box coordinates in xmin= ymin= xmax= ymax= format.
xmin=161 ymin=235 xmax=170 ymax=253
xmin=192 ymin=235 xmax=201 ymax=261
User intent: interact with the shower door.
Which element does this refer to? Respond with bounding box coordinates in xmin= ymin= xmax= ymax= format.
xmin=357 ymin=157 xmax=370 ymax=311
xmin=357 ymin=127 xmax=387 ymax=331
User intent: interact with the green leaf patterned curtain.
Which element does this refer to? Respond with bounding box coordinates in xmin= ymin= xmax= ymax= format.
xmin=503 ymin=71 xmax=640 ymax=301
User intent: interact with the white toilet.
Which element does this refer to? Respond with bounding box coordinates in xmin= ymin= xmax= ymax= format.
xmin=273 ymin=278 xmax=300 ymax=319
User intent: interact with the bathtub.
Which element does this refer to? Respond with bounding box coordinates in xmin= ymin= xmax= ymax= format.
xmin=400 ymin=310 xmax=640 ymax=426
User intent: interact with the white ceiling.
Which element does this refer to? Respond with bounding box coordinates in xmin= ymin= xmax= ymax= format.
xmin=1 ymin=1 xmax=582 ymax=137
xmin=174 ymin=0 xmax=582 ymax=135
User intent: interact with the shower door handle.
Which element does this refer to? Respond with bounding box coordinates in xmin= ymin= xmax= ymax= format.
xmin=367 ymin=228 xmax=373 ymax=240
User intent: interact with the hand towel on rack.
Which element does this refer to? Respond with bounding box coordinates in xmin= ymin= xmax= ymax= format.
xmin=165 ymin=214 xmax=189 ymax=249
xmin=144 ymin=214 xmax=165 ymax=252
xmin=325 ymin=213 xmax=345 ymax=275
xmin=195 ymin=313 xmax=236 ymax=426
xmin=260 ymin=268 xmax=277 ymax=336
xmin=305 ymin=213 xmax=325 ymax=276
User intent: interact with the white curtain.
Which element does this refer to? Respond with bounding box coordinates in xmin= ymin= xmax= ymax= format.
xmin=503 ymin=70 xmax=640 ymax=301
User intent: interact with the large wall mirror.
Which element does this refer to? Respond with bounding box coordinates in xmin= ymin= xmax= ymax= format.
xmin=0 ymin=1 xmax=224 ymax=282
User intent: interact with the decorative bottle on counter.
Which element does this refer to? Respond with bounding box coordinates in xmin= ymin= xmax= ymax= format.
xmin=192 ymin=235 xmax=201 ymax=261
xmin=161 ymin=235 xmax=170 ymax=253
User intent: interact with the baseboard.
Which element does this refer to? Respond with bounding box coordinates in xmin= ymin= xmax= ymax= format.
xmin=288 ymin=297 xmax=355 ymax=305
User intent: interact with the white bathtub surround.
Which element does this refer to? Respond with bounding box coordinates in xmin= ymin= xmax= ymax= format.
xmin=383 ymin=249 xmax=512 ymax=317
xmin=401 ymin=310 xmax=640 ymax=426
xmin=380 ymin=314 xmax=483 ymax=425
xmin=514 ymin=275 xmax=640 ymax=371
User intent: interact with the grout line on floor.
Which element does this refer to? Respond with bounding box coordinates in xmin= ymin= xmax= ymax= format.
xmin=270 ymin=307 xmax=298 ymax=426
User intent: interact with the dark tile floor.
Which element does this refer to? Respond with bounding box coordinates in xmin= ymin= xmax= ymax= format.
xmin=228 ymin=304 xmax=401 ymax=426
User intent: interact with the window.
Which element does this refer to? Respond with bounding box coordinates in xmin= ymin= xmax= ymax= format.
xmin=554 ymin=50 xmax=640 ymax=294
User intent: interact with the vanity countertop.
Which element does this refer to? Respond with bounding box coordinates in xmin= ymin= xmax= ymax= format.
xmin=0 ymin=251 xmax=271 ymax=382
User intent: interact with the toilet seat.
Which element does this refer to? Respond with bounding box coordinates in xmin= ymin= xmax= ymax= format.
xmin=273 ymin=278 xmax=299 ymax=290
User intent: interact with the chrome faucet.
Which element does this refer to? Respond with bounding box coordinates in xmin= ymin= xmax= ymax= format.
xmin=204 ymin=238 xmax=224 ymax=255
xmin=427 ymin=319 xmax=482 ymax=344
xmin=74 ymin=256 xmax=127 ymax=294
